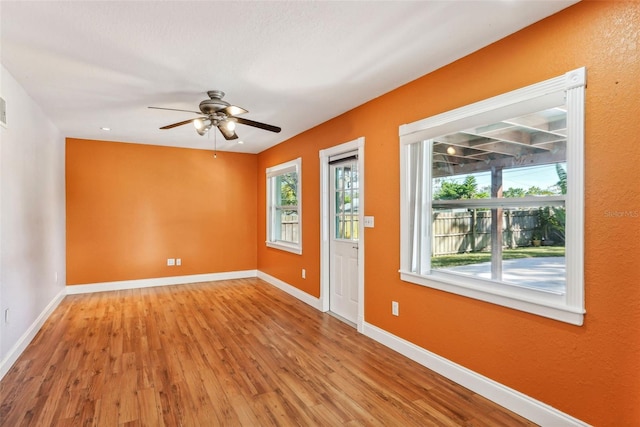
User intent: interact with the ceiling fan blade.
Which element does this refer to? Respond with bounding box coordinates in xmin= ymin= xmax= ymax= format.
xmin=221 ymin=105 xmax=248 ymax=116
xmin=159 ymin=117 xmax=203 ymax=130
xmin=233 ymin=117 xmax=281 ymax=133
xmin=217 ymin=125 xmax=239 ymax=140
xmin=149 ymin=106 xmax=201 ymax=114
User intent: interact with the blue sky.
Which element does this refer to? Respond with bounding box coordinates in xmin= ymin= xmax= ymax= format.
xmin=443 ymin=163 xmax=564 ymax=193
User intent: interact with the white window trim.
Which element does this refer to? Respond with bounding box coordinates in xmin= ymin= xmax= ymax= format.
xmin=399 ymin=67 xmax=585 ymax=325
xmin=266 ymin=157 xmax=302 ymax=254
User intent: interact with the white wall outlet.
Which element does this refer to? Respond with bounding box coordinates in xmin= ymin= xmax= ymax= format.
xmin=176 ymin=258 xmax=182 ymax=266
xmin=364 ymin=216 xmax=375 ymax=228
xmin=302 ymin=268 xmax=306 ymax=279
xmin=167 ymin=258 xmax=175 ymax=266
xmin=392 ymin=301 xmax=399 ymax=316
xmin=4 ymin=308 xmax=9 ymax=324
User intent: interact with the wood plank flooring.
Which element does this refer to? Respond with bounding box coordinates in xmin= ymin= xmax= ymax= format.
xmin=0 ymin=278 xmax=537 ymax=426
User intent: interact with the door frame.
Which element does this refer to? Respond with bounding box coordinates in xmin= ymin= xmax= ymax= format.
xmin=319 ymin=137 xmax=365 ymax=332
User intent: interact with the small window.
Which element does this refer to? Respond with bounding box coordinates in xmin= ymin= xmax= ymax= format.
xmin=399 ymin=68 xmax=585 ymax=325
xmin=266 ymin=158 xmax=302 ymax=254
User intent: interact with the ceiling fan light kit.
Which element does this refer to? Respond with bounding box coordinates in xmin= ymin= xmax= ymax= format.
xmin=149 ymin=91 xmax=281 ymax=142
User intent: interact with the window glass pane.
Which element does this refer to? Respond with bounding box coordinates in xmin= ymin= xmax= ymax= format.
xmin=430 ymin=206 xmax=566 ymax=292
xmin=273 ymin=171 xmax=299 ymax=244
xmin=266 ymin=158 xmax=301 ymax=253
xmin=432 ymin=106 xmax=567 ymax=200
xmin=277 ymin=172 xmax=298 ymax=206
xmin=429 ymin=106 xmax=568 ymax=294
xmin=278 ymin=208 xmax=299 ymax=243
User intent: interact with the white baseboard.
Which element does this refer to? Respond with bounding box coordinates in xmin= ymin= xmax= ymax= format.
xmin=253 ymin=273 xmax=588 ymax=425
xmin=66 ymin=270 xmax=258 ymax=294
xmin=362 ymin=322 xmax=590 ymax=427
xmin=0 ymin=287 xmax=66 ymax=381
xmin=256 ymin=271 xmax=323 ymax=311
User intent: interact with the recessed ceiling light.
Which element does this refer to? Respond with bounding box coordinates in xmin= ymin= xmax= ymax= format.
xmin=100 ymin=127 xmax=111 ymax=131
xmin=237 ymin=140 xmax=244 ymax=144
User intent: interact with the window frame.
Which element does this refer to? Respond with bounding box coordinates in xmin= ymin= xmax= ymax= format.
xmin=266 ymin=157 xmax=302 ymax=254
xmin=399 ymin=68 xmax=585 ymax=325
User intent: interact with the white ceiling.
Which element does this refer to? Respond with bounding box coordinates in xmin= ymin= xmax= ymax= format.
xmin=1 ymin=1 xmax=577 ymax=154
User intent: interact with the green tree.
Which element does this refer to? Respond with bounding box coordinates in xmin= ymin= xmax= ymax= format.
xmin=434 ymin=176 xmax=489 ymax=200
xmin=503 ymin=187 xmax=526 ymax=198
xmin=525 ymin=186 xmax=555 ymax=196
xmin=278 ymin=173 xmax=298 ymax=206
xmin=533 ymin=164 xmax=568 ymax=243
xmin=556 ymin=163 xmax=567 ymax=195
xmin=550 ymin=163 xmax=567 ymax=242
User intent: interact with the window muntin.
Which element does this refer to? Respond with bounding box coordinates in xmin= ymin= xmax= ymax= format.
xmin=399 ymin=68 xmax=585 ymax=325
xmin=266 ymin=158 xmax=302 ymax=254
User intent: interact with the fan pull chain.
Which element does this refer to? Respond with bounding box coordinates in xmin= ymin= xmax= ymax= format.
xmin=207 ymin=126 xmax=217 ymax=158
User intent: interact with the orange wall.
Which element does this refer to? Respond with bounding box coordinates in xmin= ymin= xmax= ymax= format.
xmin=257 ymin=2 xmax=640 ymax=425
xmin=257 ymin=135 xmax=322 ymax=295
xmin=66 ymin=138 xmax=257 ymax=284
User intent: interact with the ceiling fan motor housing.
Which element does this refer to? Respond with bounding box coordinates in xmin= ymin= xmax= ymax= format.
xmin=199 ymin=90 xmax=230 ymax=115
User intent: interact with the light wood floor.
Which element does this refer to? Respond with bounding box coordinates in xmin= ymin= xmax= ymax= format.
xmin=0 ymin=278 xmax=537 ymax=426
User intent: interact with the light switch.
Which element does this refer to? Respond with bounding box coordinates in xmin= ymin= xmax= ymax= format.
xmin=364 ymin=216 xmax=375 ymax=228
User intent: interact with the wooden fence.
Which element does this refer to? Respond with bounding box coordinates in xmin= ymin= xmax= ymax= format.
xmin=279 ymin=213 xmax=299 ymax=243
xmin=281 ymin=209 xmax=550 ymax=253
xmin=432 ymin=209 xmax=540 ymax=255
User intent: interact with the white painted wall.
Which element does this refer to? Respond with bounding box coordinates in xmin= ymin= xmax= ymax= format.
xmin=0 ymin=65 xmax=66 ymax=377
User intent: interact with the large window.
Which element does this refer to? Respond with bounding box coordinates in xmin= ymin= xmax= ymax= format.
xmin=399 ymin=68 xmax=585 ymax=325
xmin=266 ymin=158 xmax=302 ymax=254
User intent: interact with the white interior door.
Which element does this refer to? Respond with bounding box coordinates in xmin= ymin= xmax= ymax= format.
xmin=329 ymin=158 xmax=359 ymax=324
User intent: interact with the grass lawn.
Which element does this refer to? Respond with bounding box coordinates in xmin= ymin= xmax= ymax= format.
xmin=431 ymin=246 xmax=565 ymax=268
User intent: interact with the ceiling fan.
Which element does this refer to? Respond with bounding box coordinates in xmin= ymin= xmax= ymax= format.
xmin=149 ymin=90 xmax=281 ymax=140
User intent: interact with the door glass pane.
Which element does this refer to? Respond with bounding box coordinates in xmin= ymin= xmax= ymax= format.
xmin=334 ymin=162 xmax=359 ymax=241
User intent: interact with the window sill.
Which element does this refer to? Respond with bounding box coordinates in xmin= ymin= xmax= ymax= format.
xmin=266 ymin=241 xmax=302 ymax=255
xmin=399 ymin=270 xmax=584 ymax=325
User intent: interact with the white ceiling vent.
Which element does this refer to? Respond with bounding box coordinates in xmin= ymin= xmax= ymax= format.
xmin=0 ymin=96 xmax=6 ymax=128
